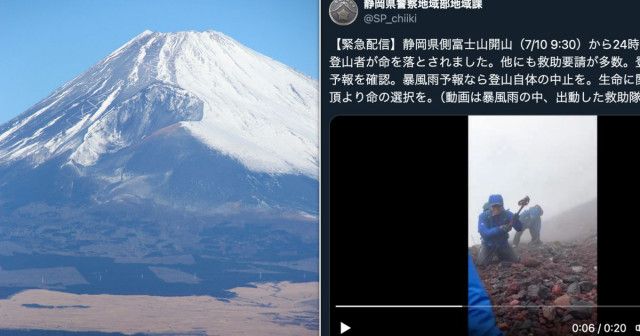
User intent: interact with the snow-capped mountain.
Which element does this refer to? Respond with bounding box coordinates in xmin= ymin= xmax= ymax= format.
xmin=0 ymin=30 xmax=317 ymax=177
xmin=0 ymin=30 xmax=318 ymax=218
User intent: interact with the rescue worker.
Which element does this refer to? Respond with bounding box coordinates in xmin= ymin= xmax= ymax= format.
xmin=469 ymin=254 xmax=503 ymax=336
xmin=477 ymin=194 xmax=524 ymax=266
xmin=513 ymin=204 xmax=544 ymax=247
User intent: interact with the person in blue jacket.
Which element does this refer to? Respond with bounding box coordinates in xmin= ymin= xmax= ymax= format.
xmin=513 ymin=204 xmax=544 ymax=247
xmin=468 ymin=254 xmax=503 ymax=336
xmin=477 ymin=194 xmax=523 ymax=266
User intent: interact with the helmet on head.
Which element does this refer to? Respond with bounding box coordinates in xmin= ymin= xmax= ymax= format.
xmin=488 ymin=194 xmax=504 ymax=207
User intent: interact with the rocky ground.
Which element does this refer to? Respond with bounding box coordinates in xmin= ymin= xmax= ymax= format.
xmin=470 ymin=237 xmax=597 ymax=336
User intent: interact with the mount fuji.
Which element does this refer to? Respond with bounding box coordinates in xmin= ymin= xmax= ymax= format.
xmin=0 ymin=30 xmax=318 ymax=264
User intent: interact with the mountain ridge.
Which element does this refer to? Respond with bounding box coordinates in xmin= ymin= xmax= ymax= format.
xmin=0 ymin=30 xmax=318 ymax=260
xmin=0 ymin=30 xmax=318 ymax=178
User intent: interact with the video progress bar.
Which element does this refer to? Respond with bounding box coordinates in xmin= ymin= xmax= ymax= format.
xmin=335 ymin=305 xmax=462 ymax=308
xmin=336 ymin=305 xmax=640 ymax=308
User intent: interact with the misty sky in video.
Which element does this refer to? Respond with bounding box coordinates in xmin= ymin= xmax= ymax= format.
xmin=468 ymin=116 xmax=597 ymax=246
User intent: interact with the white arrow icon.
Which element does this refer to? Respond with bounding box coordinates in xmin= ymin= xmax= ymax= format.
xmin=340 ymin=322 xmax=351 ymax=334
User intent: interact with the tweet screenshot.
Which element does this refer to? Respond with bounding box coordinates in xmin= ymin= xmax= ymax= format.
xmin=0 ymin=1 xmax=638 ymax=336
xmin=323 ymin=0 xmax=640 ymax=335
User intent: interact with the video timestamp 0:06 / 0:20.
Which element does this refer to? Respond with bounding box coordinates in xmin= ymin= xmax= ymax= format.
xmin=572 ymin=323 xmax=629 ymax=334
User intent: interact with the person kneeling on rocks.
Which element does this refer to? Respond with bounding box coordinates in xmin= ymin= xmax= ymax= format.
xmin=513 ymin=204 xmax=544 ymax=247
xmin=477 ymin=194 xmax=524 ymax=266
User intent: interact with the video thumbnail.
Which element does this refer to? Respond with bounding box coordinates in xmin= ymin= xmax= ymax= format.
xmin=469 ymin=116 xmax=597 ymax=336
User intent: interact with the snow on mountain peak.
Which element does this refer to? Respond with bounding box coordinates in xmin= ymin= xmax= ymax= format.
xmin=0 ymin=30 xmax=318 ymax=178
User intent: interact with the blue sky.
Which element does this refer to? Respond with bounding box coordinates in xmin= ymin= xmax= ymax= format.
xmin=0 ymin=0 xmax=318 ymax=124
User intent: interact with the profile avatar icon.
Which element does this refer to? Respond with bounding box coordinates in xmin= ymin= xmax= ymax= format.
xmin=329 ymin=0 xmax=358 ymax=26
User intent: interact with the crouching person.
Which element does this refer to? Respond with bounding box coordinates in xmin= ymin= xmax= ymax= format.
xmin=513 ymin=204 xmax=544 ymax=247
xmin=477 ymin=194 xmax=523 ymax=266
